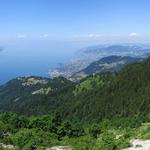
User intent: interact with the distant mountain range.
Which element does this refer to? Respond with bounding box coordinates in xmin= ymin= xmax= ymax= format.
xmin=70 ymin=55 xmax=142 ymax=81
xmin=48 ymin=44 xmax=150 ymax=80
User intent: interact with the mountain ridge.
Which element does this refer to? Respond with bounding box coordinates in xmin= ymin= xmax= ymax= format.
xmin=1 ymin=57 xmax=150 ymax=121
xmin=48 ymin=44 xmax=150 ymax=80
xmin=70 ymin=55 xmax=142 ymax=81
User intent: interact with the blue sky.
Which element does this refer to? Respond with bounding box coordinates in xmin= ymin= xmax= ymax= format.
xmin=0 ymin=0 xmax=150 ymax=43
xmin=0 ymin=0 xmax=150 ymax=84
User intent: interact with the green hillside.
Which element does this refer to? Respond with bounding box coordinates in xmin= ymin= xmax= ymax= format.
xmin=0 ymin=76 xmax=74 ymax=115
xmin=1 ymin=57 xmax=150 ymax=149
xmin=1 ymin=57 xmax=150 ymax=121
xmin=65 ymin=57 xmax=150 ymax=121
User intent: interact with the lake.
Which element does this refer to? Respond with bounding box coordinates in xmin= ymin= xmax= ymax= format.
xmin=0 ymin=39 xmax=80 ymax=85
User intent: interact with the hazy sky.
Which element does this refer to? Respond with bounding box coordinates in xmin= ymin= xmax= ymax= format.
xmin=0 ymin=0 xmax=150 ymax=84
xmin=0 ymin=0 xmax=150 ymax=43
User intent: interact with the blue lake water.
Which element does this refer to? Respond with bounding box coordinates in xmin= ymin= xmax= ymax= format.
xmin=0 ymin=39 xmax=80 ymax=85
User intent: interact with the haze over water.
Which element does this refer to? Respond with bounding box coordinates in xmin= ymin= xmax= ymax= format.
xmin=0 ymin=40 xmax=80 ymax=85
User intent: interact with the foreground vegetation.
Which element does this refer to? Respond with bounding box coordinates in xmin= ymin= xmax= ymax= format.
xmin=1 ymin=112 xmax=150 ymax=150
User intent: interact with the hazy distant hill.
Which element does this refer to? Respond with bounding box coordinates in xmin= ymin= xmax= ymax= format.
xmin=70 ymin=55 xmax=142 ymax=81
xmin=48 ymin=44 xmax=150 ymax=79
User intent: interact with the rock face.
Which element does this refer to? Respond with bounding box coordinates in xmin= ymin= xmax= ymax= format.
xmin=47 ymin=146 xmax=72 ymax=150
xmin=124 ymin=139 xmax=150 ymax=150
xmin=0 ymin=143 xmax=14 ymax=149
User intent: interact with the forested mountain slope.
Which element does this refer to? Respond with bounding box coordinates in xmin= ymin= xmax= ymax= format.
xmin=0 ymin=76 xmax=74 ymax=115
xmin=66 ymin=57 xmax=150 ymax=121
xmin=1 ymin=58 xmax=150 ymax=121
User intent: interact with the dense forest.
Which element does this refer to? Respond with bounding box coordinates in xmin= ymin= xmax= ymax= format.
xmin=1 ymin=57 xmax=150 ymax=121
xmin=1 ymin=57 xmax=150 ymax=149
